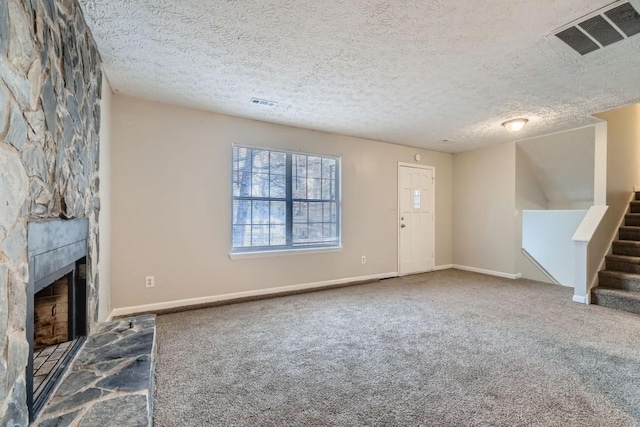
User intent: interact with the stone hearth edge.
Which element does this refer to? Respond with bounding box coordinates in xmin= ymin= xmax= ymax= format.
xmin=34 ymin=315 xmax=156 ymax=427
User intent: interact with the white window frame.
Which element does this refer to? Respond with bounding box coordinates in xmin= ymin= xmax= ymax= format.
xmin=230 ymin=145 xmax=342 ymax=256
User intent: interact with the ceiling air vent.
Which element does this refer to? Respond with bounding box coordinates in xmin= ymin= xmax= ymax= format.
xmin=550 ymin=0 xmax=640 ymax=55
xmin=605 ymin=2 xmax=640 ymax=37
xmin=250 ymin=98 xmax=278 ymax=108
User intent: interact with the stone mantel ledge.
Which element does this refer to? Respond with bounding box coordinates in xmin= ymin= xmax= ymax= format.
xmin=34 ymin=315 xmax=156 ymax=427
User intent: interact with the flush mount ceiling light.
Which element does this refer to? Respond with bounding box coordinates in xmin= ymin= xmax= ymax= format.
xmin=502 ymin=118 xmax=529 ymax=132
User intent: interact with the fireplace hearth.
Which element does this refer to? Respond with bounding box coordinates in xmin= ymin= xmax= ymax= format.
xmin=27 ymin=219 xmax=89 ymax=420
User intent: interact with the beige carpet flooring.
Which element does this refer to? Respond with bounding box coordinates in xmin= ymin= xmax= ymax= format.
xmin=154 ymin=269 xmax=640 ymax=426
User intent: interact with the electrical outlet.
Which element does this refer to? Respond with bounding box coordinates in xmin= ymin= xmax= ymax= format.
xmin=361 ymin=256 xmax=366 ymax=264
xmin=145 ymin=276 xmax=155 ymax=288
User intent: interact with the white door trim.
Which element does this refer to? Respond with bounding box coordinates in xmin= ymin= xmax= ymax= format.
xmin=397 ymin=162 xmax=436 ymax=276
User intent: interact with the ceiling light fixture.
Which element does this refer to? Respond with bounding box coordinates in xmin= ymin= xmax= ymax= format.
xmin=502 ymin=118 xmax=529 ymax=132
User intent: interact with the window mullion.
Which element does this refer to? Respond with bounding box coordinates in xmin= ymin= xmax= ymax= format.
xmin=286 ymin=154 xmax=293 ymax=246
xmin=249 ymin=148 xmax=254 ymax=247
xmin=335 ymin=162 xmax=340 ymax=242
xmin=268 ymin=152 xmax=272 ymax=246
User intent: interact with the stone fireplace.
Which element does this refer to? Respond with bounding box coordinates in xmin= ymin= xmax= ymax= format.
xmin=0 ymin=0 xmax=103 ymax=424
xmin=27 ymin=218 xmax=89 ymax=417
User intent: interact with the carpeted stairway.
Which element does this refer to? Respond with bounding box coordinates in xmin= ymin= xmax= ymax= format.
xmin=592 ymin=193 xmax=640 ymax=314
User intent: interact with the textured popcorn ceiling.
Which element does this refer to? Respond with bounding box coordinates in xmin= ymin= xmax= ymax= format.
xmin=79 ymin=0 xmax=640 ymax=153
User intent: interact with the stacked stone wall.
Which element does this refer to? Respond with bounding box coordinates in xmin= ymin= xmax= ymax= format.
xmin=0 ymin=0 xmax=102 ymax=423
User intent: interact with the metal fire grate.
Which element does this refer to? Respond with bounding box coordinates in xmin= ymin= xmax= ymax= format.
xmin=33 ymin=341 xmax=76 ymax=401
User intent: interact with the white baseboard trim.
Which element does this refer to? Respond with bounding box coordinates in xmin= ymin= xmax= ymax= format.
xmin=573 ymin=294 xmax=590 ymax=304
xmin=111 ymin=272 xmax=399 ymax=317
xmin=452 ymin=264 xmax=522 ymax=280
xmin=433 ymin=264 xmax=454 ymax=271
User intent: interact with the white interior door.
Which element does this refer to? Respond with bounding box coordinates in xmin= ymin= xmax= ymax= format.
xmin=399 ymin=164 xmax=435 ymax=276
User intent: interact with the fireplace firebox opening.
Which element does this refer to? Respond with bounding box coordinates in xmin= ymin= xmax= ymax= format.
xmin=30 ymin=258 xmax=87 ymax=415
xmin=27 ymin=219 xmax=89 ymax=421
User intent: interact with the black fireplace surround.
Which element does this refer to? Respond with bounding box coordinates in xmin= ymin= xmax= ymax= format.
xmin=26 ymin=219 xmax=89 ymax=420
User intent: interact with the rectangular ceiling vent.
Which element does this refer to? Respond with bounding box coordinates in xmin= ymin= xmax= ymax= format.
xmin=550 ymin=0 xmax=640 ymax=55
xmin=250 ymin=97 xmax=278 ymax=108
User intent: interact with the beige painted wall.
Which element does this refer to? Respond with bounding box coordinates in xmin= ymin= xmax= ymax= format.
xmin=453 ymin=142 xmax=516 ymax=275
xmin=110 ymin=95 xmax=453 ymax=309
xmin=589 ymin=104 xmax=640 ymax=287
xmin=516 ymin=147 xmax=547 ymax=210
xmin=514 ymin=126 xmax=596 ymax=283
xmin=546 ymin=201 xmax=594 ymax=210
xmin=98 ymin=73 xmax=112 ymax=321
xmin=515 ymin=146 xmax=550 ymax=282
xmin=516 ymin=126 xmax=596 ymax=206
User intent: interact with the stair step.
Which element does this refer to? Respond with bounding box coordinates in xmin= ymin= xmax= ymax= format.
xmin=612 ymin=240 xmax=640 ymax=256
xmin=598 ymin=269 xmax=640 ymax=292
xmin=592 ymin=287 xmax=640 ymax=315
xmin=635 ymin=192 xmax=640 ymax=201
xmin=630 ymin=201 xmax=640 ymax=213
xmin=619 ymin=226 xmax=640 ymax=241
xmin=605 ymin=254 xmax=640 ymax=274
xmin=625 ymin=214 xmax=640 ymax=226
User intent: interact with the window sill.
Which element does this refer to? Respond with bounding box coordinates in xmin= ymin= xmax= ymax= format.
xmin=229 ymin=246 xmax=343 ymax=260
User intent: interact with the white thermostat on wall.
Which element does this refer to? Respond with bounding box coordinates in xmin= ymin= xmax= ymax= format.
xmin=414 ymin=154 xmax=421 ymax=161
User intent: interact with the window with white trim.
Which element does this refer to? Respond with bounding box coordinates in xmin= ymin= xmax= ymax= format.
xmin=232 ymin=145 xmax=341 ymax=253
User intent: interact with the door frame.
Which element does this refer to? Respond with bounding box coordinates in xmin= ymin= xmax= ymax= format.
xmin=397 ymin=162 xmax=436 ymax=276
